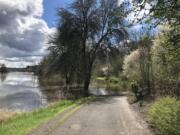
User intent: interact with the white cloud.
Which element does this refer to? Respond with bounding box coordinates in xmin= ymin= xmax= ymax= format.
xmin=0 ymin=0 xmax=54 ymax=67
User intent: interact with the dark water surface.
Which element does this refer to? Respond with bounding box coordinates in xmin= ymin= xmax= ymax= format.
xmin=0 ymin=72 xmax=64 ymax=112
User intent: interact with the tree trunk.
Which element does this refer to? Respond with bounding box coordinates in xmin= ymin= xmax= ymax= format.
xmin=83 ymin=74 xmax=91 ymax=97
xmin=83 ymin=59 xmax=94 ymax=97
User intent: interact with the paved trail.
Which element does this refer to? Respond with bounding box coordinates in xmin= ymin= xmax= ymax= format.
xmin=28 ymin=96 xmax=151 ymax=135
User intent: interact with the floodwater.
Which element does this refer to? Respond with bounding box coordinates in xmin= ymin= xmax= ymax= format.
xmin=0 ymin=72 xmax=65 ymax=112
xmin=0 ymin=72 xmax=115 ymax=112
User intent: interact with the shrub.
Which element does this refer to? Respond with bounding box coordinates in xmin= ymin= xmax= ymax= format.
xmin=148 ymin=97 xmax=180 ymax=135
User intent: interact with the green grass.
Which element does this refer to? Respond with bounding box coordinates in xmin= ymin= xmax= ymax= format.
xmin=108 ymin=76 xmax=120 ymax=83
xmin=95 ymin=77 xmax=107 ymax=81
xmin=95 ymin=76 xmax=120 ymax=83
xmin=0 ymin=99 xmax=86 ymax=135
xmin=94 ymin=76 xmax=130 ymax=91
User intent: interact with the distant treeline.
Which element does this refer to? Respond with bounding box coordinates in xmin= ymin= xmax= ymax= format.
xmin=0 ymin=65 xmax=40 ymax=73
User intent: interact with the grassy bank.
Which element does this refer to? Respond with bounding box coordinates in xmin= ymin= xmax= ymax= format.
xmin=0 ymin=98 xmax=88 ymax=135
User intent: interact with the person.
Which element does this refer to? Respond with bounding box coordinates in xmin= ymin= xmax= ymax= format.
xmin=131 ymin=81 xmax=144 ymax=106
xmin=131 ymin=81 xmax=138 ymax=102
xmin=137 ymin=84 xmax=143 ymax=107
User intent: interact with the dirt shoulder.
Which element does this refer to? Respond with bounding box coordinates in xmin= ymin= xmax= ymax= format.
xmin=130 ymin=98 xmax=155 ymax=135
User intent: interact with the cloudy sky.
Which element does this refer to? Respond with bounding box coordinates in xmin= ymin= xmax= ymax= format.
xmin=0 ymin=0 xmax=72 ymax=67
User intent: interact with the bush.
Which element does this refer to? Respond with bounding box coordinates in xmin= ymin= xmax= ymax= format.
xmin=148 ymin=97 xmax=180 ymax=135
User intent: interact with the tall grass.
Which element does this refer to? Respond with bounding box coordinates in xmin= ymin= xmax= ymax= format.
xmin=0 ymin=110 xmax=17 ymax=123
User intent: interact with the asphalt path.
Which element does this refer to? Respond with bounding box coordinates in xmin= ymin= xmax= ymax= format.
xmin=30 ymin=96 xmax=151 ymax=135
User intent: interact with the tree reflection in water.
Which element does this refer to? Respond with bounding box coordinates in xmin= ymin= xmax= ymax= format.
xmin=0 ymin=73 xmax=7 ymax=82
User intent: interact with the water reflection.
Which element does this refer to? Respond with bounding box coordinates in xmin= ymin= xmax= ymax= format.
xmin=0 ymin=72 xmax=63 ymax=112
xmin=0 ymin=73 xmax=7 ymax=82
